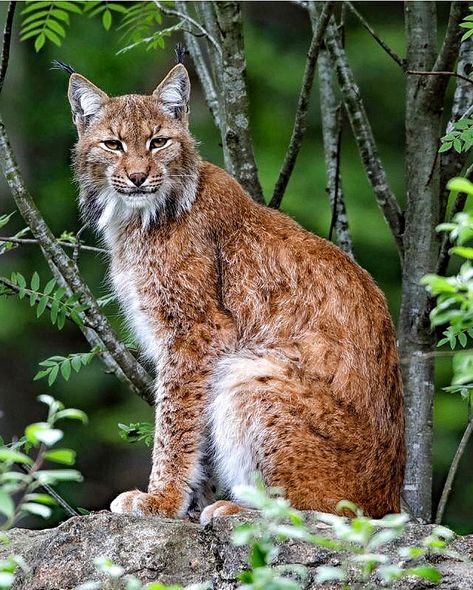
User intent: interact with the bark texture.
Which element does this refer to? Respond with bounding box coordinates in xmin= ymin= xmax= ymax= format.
xmin=399 ymin=2 xmax=442 ymax=523
xmin=2 ymin=512 xmax=473 ymax=589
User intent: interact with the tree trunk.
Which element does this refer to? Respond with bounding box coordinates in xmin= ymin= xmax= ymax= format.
xmin=399 ymin=1 xmax=442 ymax=521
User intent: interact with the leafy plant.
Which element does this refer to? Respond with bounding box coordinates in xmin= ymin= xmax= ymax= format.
xmin=0 ymin=395 xmax=87 ymax=588
xmin=5 ymin=272 xmax=89 ymax=330
xmin=19 ymin=1 xmax=83 ymax=52
xmin=231 ymin=482 xmax=457 ymax=590
xmin=118 ymin=422 xmax=154 ymax=447
xmin=83 ymin=2 xmax=128 ymax=32
xmin=459 ymin=5 xmax=473 ymax=42
xmin=440 ymin=118 xmax=473 ymax=154
xmin=34 ymin=347 xmax=102 ymax=387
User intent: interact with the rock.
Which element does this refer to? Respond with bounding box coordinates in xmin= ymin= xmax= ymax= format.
xmin=1 ymin=511 xmax=472 ymax=589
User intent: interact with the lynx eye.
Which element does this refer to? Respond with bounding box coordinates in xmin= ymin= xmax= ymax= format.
xmin=102 ymin=140 xmax=123 ymax=151
xmin=150 ymin=137 xmax=170 ymax=150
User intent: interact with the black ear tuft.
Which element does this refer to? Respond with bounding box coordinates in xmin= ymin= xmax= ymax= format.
xmin=51 ymin=60 xmax=76 ymax=75
xmin=175 ymin=43 xmax=186 ymax=65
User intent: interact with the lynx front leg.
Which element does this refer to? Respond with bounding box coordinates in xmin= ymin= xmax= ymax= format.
xmin=110 ymin=326 xmax=215 ymax=518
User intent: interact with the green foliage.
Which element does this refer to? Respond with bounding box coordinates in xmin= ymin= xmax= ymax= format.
xmin=6 ymin=272 xmax=89 ymax=329
xmin=459 ymin=5 xmax=473 ymax=42
xmin=0 ymin=396 xmax=86 ymax=588
xmin=422 ymin=177 xmax=473 ymax=400
xmin=118 ymin=422 xmax=154 ymax=447
xmin=19 ymin=1 xmax=83 ymax=52
xmin=19 ymin=1 xmax=174 ymax=54
xmin=34 ymin=346 xmax=102 ymax=386
xmin=117 ymin=2 xmax=162 ymax=45
xmin=83 ymin=2 xmax=128 ymax=32
xmin=231 ymin=482 xmax=456 ymax=590
xmin=440 ymin=118 xmax=473 ymax=154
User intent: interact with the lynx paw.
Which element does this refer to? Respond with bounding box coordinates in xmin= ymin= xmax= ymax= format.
xmin=110 ymin=490 xmax=177 ymax=517
xmin=200 ymin=500 xmax=246 ymax=525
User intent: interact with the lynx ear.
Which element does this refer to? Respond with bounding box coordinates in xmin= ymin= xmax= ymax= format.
xmin=153 ymin=64 xmax=190 ymax=121
xmin=68 ymin=73 xmax=108 ymax=132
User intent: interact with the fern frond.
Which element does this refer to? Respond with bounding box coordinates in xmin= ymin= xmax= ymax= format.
xmin=20 ymin=1 xmax=83 ymax=51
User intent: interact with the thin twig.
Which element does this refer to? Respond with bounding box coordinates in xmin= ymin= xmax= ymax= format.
xmin=407 ymin=69 xmax=473 ymax=87
xmin=436 ymin=162 xmax=473 ymax=276
xmin=0 ymin=236 xmax=107 ymax=255
xmin=175 ymin=1 xmax=220 ymax=129
xmin=73 ymin=223 xmax=90 ymax=263
xmin=308 ymin=3 xmax=404 ymax=254
xmin=270 ymin=1 xmax=335 ymax=209
xmin=19 ymin=464 xmax=79 ymax=518
xmin=428 ymin=1 xmax=469 ymax=97
xmin=0 ymin=1 xmax=15 ymax=95
xmin=435 ymin=417 xmax=473 ymax=524
xmin=153 ymin=0 xmax=222 ymax=56
xmin=345 ymin=1 xmax=405 ymax=69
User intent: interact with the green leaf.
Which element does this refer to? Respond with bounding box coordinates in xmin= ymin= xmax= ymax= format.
xmin=439 ymin=142 xmax=452 ymax=153
xmin=407 ymin=565 xmax=441 ymax=583
xmin=55 ymin=408 xmax=88 ymax=424
xmin=25 ymin=423 xmax=63 ymax=446
xmin=35 ymin=469 xmax=83 ymax=483
xmin=71 ymin=356 xmax=82 ymax=372
xmin=46 ymin=19 xmax=66 ymax=37
xmin=447 ymin=177 xmax=473 ymax=194
xmin=0 ymin=490 xmax=15 ymax=519
xmin=44 ymin=278 xmax=56 ymax=295
xmin=55 ymin=2 xmax=83 ymax=14
xmin=0 ymin=448 xmax=32 ymax=465
xmin=34 ymin=33 xmax=46 ymax=52
xmin=43 ymin=28 xmax=62 ymax=46
xmin=51 ymin=9 xmax=70 ymax=23
xmin=24 ymin=493 xmax=56 ymax=506
xmin=21 ymin=502 xmax=52 ymax=519
xmin=461 ymin=29 xmax=473 ymax=42
xmin=48 ymin=364 xmax=60 ymax=386
xmin=450 ymin=246 xmax=473 ymax=259
xmin=102 ymin=9 xmax=112 ymax=30
xmin=44 ymin=448 xmax=76 ymax=465
xmin=36 ymin=295 xmax=49 ymax=318
xmin=60 ymin=360 xmax=72 ymax=381
xmin=20 ymin=1 xmax=52 ymax=15
xmin=50 ymin=300 xmax=59 ymax=324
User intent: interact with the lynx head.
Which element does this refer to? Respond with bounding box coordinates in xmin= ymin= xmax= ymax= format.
xmin=68 ymin=64 xmax=200 ymax=235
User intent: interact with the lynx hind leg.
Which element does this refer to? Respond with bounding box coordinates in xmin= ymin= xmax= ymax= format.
xmin=207 ymin=351 xmax=381 ymax=516
xmin=208 ymin=352 xmax=289 ymax=496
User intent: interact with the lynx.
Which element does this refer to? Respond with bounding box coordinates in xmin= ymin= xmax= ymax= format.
xmin=67 ymin=63 xmax=405 ymax=522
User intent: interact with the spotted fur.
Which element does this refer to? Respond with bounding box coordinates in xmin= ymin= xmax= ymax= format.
xmin=68 ymin=64 xmax=405 ymax=521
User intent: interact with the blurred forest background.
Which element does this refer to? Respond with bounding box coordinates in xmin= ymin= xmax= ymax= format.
xmin=1 ymin=1 xmax=470 ymax=533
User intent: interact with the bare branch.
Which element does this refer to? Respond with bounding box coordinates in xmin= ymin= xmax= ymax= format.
xmin=428 ymin=1 xmax=469 ymax=96
xmin=0 ymin=1 xmax=15 ymax=94
xmin=269 ymin=1 xmax=335 ymax=209
xmin=153 ymin=0 xmax=222 ymax=56
xmin=345 ymin=1 xmax=406 ymax=69
xmin=309 ymin=4 xmax=404 ymax=254
xmin=435 ymin=416 xmax=473 ymax=524
xmin=407 ymin=69 xmax=473 ymax=87
xmin=0 ymin=236 xmax=107 ymax=255
xmin=213 ymin=1 xmax=264 ymax=204
xmin=318 ymin=50 xmax=353 ymax=257
xmin=175 ymin=2 xmax=221 ymax=129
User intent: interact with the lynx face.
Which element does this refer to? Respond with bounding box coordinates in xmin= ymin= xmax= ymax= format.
xmin=68 ymin=65 xmax=200 ymax=234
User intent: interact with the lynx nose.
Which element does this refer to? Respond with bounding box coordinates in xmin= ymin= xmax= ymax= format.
xmin=128 ymin=172 xmax=148 ymax=187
